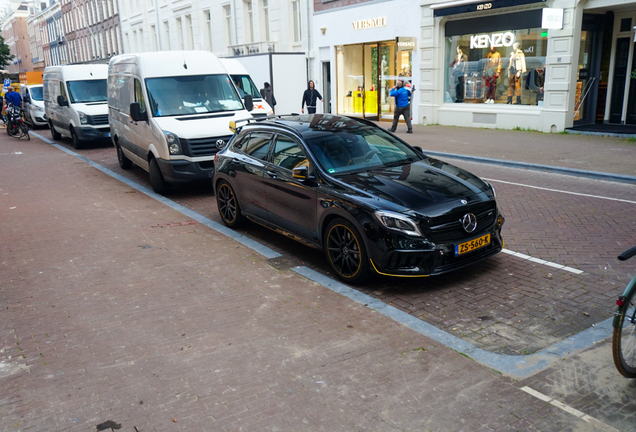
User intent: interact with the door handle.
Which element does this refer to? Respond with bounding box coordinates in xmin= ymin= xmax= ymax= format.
xmin=266 ymin=171 xmax=277 ymax=178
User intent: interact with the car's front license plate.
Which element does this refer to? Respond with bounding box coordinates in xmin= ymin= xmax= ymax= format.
xmin=455 ymin=234 xmax=491 ymax=256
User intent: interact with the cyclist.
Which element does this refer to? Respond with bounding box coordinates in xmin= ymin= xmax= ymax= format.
xmin=4 ymin=86 xmax=22 ymax=108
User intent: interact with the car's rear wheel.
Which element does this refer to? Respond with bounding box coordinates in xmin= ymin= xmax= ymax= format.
xmin=149 ymin=157 xmax=169 ymax=195
xmin=116 ymin=144 xmax=133 ymax=169
xmin=216 ymin=181 xmax=243 ymax=228
xmin=324 ymin=218 xmax=370 ymax=284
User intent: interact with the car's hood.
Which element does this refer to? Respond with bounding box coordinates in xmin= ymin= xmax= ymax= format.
xmin=152 ymin=111 xmax=252 ymax=139
xmin=71 ymin=102 xmax=109 ymax=115
xmin=336 ymin=158 xmax=493 ymax=215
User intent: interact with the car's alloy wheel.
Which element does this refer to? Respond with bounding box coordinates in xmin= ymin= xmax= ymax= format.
xmin=216 ymin=181 xmax=243 ymax=228
xmin=325 ymin=218 xmax=369 ymax=284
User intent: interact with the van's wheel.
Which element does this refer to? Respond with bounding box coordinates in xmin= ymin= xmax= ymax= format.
xmin=50 ymin=121 xmax=61 ymax=140
xmin=324 ymin=218 xmax=370 ymax=284
xmin=149 ymin=158 xmax=169 ymax=195
xmin=116 ymin=144 xmax=133 ymax=169
xmin=70 ymin=129 xmax=82 ymax=149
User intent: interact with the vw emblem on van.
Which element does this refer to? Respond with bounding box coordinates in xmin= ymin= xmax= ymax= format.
xmin=461 ymin=213 xmax=477 ymax=233
xmin=216 ymin=139 xmax=227 ymax=149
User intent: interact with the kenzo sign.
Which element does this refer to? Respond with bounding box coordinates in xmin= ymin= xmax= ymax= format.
xmin=469 ymin=32 xmax=515 ymax=49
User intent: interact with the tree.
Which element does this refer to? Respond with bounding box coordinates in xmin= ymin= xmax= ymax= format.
xmin=0 ymin=36 xmax=15 ymax=69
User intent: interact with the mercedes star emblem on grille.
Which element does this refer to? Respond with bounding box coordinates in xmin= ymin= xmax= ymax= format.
xmin=461 ymin=213 xmax=477 ymax=233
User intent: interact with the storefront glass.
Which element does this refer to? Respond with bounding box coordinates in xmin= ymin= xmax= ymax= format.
xmin=336 ymin=41 xmax=412 ymax=120
xmin=444 ymin=13 xmax=547 ymax=105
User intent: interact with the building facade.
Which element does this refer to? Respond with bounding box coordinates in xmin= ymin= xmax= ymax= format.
xmin=1 ymin=1 xmax=34 ymax=73
xmin=118 ymin=0 xmax=313 ymax=70
xmin=61 ymin=0 xmax=121 ymax=64
xmin=312 ymin=0 xmax=420 ymax=119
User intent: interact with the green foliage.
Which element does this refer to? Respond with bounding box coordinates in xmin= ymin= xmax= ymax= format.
xmin=0 ymin=35 xmax=14 ymax=68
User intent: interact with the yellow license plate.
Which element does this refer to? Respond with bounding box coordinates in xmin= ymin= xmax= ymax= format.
xmin=455 ymin=234 xmax=491 ymax=256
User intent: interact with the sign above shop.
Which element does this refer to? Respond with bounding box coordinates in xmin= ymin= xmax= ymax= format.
xmin=469 ymin=32 xmax=515 ymax=49
xmin=352 ymin=17 xmax=387 ymax=30
xmin=397 ymin=37 xmax=416 ymax=51
xmin=541 ymin=8 xmax=563 ymax=29
xmin=432 ymin=0 xmax=545 ymax=17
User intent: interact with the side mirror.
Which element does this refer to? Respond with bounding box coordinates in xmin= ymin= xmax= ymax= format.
xmin=413 ymin=146 xmax=424 ymax=153
xmin=292 ymin=165 xmax=308 ymax=179
xmin=244 ymin=94 xmax=253 ymax=112
xmin=23 ymin=94 xmax=30 ymax=103
xmin=130 ymin=102 xmax=148 ymax=122
xmin=57 ymin=95 xmax=69 ymax=107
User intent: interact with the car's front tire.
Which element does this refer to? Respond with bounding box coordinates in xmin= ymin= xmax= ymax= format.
xmin=149 ymin=157 xmax=169 ymax=195
xmin=324 ymin=218 xmax=370 ymax=284
xmin=216 ymin=181 xmax=244 ymax=228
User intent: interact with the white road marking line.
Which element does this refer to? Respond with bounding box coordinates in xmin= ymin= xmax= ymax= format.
xmin=483 ymin=178 xmax=636 ymax=204
xmin=502 ymin=249 xmax=584 ymax=274
xmin=520 ymin=386 xmax=619 ymax=432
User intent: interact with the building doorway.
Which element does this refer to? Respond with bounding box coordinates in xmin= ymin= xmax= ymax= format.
xmin=322 ymin=61 xmax=331 ymax=113
xmin=608 ymin=13 xmax=636 ymax=124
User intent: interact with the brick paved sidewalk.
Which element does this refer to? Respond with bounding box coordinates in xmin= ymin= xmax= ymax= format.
xmin=378 ymin=122 xmax=636 ymax=178
xmin=0 ymin=125 xmax=600 ymax=430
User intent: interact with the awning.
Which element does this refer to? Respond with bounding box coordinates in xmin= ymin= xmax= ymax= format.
xmin=432 ymin=0 xmax=545 ymax=17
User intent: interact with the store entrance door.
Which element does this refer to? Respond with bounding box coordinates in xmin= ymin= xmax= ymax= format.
xmin=626 ymin=42 xmax=636 ymax=124
xmin=363 ymin=43 xmax=380 ymax=120
xmin=574 ymin=16 xmax=605 ymax=125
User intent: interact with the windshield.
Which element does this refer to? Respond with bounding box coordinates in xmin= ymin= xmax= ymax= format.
xmin=304 ymin=127 xmax=422 ymax=175
xmin=146 ymin=74 xmax=244 ymax=117
xmin=231 ymin=74 xmax=261 ymax=99
xmin=29 ymin=87 xmax=43 ymax=101
xmin=67 ymin=80 xmax=107 ymax=103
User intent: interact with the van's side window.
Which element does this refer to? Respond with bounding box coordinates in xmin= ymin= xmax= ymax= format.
xmin=60 ymin=82 xmax=68 ymax=101
xmin=134 ymin=79 xmax=146 ymax=114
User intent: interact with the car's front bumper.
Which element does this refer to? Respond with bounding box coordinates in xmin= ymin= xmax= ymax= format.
xmin=364 ymin=214 xmax=505 ymax=277
xmin=155 ymin=158 xmax=215 ymax=183
xmin=75 ymin=126 xmax=110 ymax=141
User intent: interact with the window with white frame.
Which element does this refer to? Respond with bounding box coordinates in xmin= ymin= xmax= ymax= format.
xmin=163 ymin=21 xmax=170 ymax=50
xmin=223 ymin=5 xmax=232 ymax=46
xmin=262 ymin=0 xmax=270 ymax=41
xmin=151 ymin=24 xmax=157 ymax=51
xmin=245 ymin=0 xmax=254 ymax=43
xmin=292 ymin=0 xmax=301 ymax=43
xmin=176 ymin=17 xmax=183 ymax=49
xmin=138 ymin=28 xmax=144 ymax=53
xmin=185 ymin=15 xmax=193 ymax=50
xmin=204 ymin=10 xmax=212 ymax=51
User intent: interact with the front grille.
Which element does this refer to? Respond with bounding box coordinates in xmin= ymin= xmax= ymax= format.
xmin=426 ymin=203 xmax=497 ymax=243
xmin=181 ymin=135 xmax=233 ymax=157
xmin=90 ymin=114 xmax=109 ymax=125
xmin=384 ymin=252 xmax=425 ymax=270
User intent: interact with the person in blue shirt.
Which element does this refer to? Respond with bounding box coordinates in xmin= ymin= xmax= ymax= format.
xmin=387 ymin=79 xmax=412 ymax=134
xmin=5 ymin=86 xmax=22 ymax=108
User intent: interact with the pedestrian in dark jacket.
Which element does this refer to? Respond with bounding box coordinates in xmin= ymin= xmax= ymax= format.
xmin=388 ymin=79 xmax=412 ymax=133
xmin=260 ymin=82 xmax=276 ymax=114
xmin=301 ymin=80 xmax=322 ymax=114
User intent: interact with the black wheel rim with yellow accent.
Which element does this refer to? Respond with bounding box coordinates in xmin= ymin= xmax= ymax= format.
xmin=218 ymin=184 xmax=237 ymax=225
xmin=327 ymin=224 xmax=362 ymax=278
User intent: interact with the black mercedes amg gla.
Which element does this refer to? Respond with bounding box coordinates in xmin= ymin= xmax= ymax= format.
xmin=213 ymin=114 xmax=504 ymax=284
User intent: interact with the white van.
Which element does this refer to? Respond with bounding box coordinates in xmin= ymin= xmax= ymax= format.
xmin=20 ymin=84 xmax=47 ymax=127
xmin=108 ymin=51 xmax=253 ymax=195
xmin=43 ymin=64 xmax=110 ymax=148
xmin=220 ymin=58 xmax=273 ymax=118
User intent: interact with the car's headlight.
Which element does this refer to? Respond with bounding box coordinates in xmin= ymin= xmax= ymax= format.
xmin=268 ymin=110 xmax=274 ymax=116
xmin=163 ymin=130 xmax=182 ymax=155
xmin=374 ymin=210 xmax=423 ymax=237
xmin=78 ymin=111 xmax=88 ymax=124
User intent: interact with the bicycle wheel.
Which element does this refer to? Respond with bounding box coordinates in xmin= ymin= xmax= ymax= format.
xmin=20 ymin=122 xmax=29 ymax=139
xmin=612 ymin=288 xmax=636 ymax=378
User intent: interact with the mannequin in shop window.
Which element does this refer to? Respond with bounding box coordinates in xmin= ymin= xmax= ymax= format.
xmin=507 ymin=42 xmax=527 ymax=104
xmin=483 ymin=46 xmax=501 ymax=104
xmin=450 ymin=46 xmax=467 ymax=102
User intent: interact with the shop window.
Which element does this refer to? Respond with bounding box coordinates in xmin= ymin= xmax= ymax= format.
xmin=620 ymin=18 xmax=632 ymax=33
xmin=445 ymin=12 xmax=547 ymax=106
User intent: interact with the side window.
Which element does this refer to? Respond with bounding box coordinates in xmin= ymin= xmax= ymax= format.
xmin=134 ymin=79 xmax=146 ymax=113
xmin=242 ymin=132 xmax=273 ymax=161
xmin=60 ymin=82 xmax=68 ymax=100
xmin=272 ymin=135 xmax=307 ymax=170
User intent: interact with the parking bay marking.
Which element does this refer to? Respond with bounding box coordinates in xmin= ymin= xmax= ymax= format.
xmin=484 ymin=178 xmax=636 ymax=205
xmin=502 ymin=249 xmax=584 ymax=275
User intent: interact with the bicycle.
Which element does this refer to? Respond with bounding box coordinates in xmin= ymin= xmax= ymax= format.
xmin=5 ymin=103 xmax=30 ymax=140
xmin=612 ymin=245 xmax=636 ymax=378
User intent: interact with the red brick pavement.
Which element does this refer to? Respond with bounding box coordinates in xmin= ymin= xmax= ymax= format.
xmin=0 ymin=127 xmax=603 ymax=431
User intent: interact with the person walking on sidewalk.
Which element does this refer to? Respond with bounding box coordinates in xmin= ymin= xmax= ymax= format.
xmin=260 ymin=82 xmax=276 ymax=114
xmin=388 ymin=79 xmax=412 ymax=133
xmin=301 ymin=80 xmax=322 ymax=114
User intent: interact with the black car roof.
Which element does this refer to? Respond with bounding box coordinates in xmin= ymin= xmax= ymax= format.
xmin=242 ymin=114 xmax=377 ymax=137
